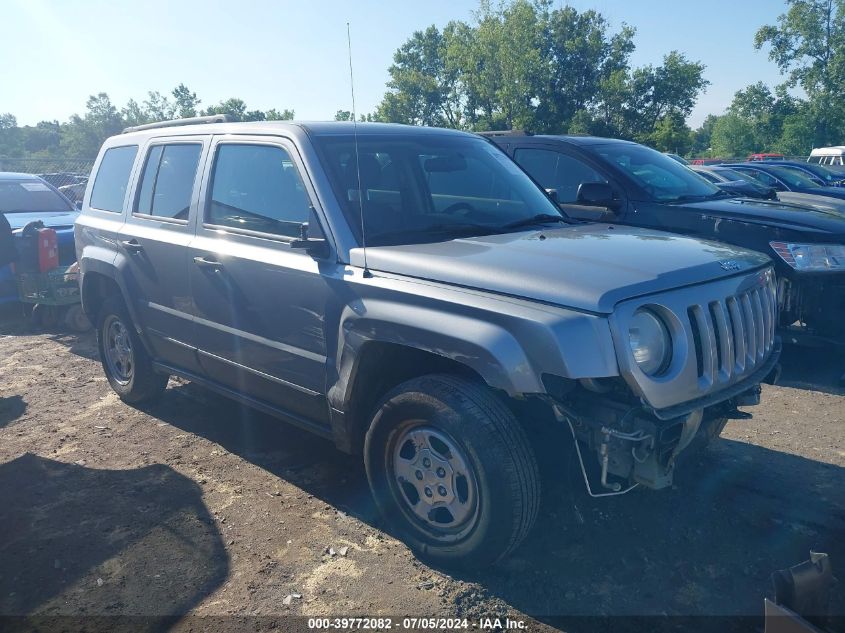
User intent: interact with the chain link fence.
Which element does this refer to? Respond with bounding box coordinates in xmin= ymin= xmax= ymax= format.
xmin=0 ymin=156 xmax=95 ymax=203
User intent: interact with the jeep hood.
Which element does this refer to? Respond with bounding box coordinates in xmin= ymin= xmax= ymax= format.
xmin=675 ymin=198 xmax=845 ymax=235
xmin=775 ymin=192 xmax=845 ymax=217
xmin=354 ymin=224 xmax=771 ymax=313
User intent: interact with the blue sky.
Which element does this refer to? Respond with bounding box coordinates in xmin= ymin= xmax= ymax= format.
xmin=2 ymin=0 xmax=789 ymax=128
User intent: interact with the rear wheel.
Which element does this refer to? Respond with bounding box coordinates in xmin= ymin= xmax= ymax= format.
xmin=97 ymin=295 xmax=168 ymax=404
xmin=364 ymin=374 xmax=540 ymax=568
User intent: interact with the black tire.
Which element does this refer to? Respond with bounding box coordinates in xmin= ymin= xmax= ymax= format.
xmin=96 ymin=294 xmax=168 ymax=404
xmin=364 ymin=374 xmax=540 ymax=568
xmin=686 ymin=416 xmax=728 ymax=454
xmin=63 ymin=304 xmax=92 ymax=332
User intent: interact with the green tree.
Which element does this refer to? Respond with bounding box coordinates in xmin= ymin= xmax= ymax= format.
xmin=61 ymin=93 xmax=124 ymax=157
xmin=22 ymin=121 xmax=61 ymax=155
xmin=0 ymin=113 xmax=22 ymax=157
xmin=373 ymin=24 xmax=462 ymax=127
xmin=692 ymin=113 xmax=720 ymax=156
xmin=647 ymin=112 xmax=693 ymax=154
xmin=172 ymin=83 xmax=201 ymax=118
xmin=710 ymin=113 xmax=757 ymax=157
xmin=265 ymin=108 xmax=295 ymax=121
xmin=203 ymin=98 xmax=249 ymax=121
xmin=755 ymin=0 xmax=845 ymax=144
xmin=625 ymin=52 xmax=709 ymax=140
xmin=537 ymin=6 xmax=635 ymax=133
xmin=143 ymin=91 xmax=175 ymax=121
xmin=374 ymin=0 xmax=707 ymax=139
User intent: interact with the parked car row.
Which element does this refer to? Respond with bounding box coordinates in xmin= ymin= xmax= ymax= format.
xmin=3 ymin=117 xmax=842 ymax=568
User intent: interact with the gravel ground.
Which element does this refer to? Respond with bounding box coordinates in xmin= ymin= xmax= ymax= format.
xmin=0 ymin=310 xmax=843 ymax=633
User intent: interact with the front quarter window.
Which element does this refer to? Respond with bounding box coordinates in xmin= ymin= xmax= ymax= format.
xmin=597 ymin=143 xmax=720 ymax=202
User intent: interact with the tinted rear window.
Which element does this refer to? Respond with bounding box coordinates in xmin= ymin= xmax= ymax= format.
xmin=0 ymin=180 xmax=73 ymax=213
xmin=90 ymin=145 xmax=138 ymax=212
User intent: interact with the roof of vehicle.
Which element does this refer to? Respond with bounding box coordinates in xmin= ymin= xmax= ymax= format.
xmin=809 ymin=146 xmax=845 ymax=155
xmin=115 ymin=120 xmax=475 ymax=143
xmin=0 ymin=172 xmax=41 ymax=181
xmin=690 ymin=165 xmax=727 ymax=172
xmin=484 ymin=132 xmax=639 ymax=147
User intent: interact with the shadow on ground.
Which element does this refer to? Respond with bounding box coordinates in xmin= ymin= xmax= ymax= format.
xmin=0 ymin=453 xmax=228 ymax=626
xmin=141 ymin=383 xmax=845 ymax=632
xmin=0 ymin=395 xmax=26 ymax=428
xmin=778 ymin=343 xmax=845 ymax=396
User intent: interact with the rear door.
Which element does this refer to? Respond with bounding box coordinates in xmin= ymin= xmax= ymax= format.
xmin=117 ymin=136 xmax=208 ymax=372
xmin=188 ymin=135 xmax=331 ymax=427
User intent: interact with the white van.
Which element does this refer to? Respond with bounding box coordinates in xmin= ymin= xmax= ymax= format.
xmin=808 ymin=146 xmax=845 ymax=166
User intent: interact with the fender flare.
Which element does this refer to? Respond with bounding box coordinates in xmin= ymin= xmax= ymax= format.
xmin=329 ymin=302 xmax=543 ymax=414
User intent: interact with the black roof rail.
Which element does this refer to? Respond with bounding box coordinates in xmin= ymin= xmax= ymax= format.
xmin=476 ymin=129 xmax=534 ymax=137
xmin=122 ymin=114 xmax=231 ymax=134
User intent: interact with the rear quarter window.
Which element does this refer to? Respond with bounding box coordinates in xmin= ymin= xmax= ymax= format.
xmin=90 ymin=145 xmax=138 ymax=213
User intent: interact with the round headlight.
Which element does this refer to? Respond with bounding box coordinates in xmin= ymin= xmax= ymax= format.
xmin=628 ymin=309 xmax=671 ymax=376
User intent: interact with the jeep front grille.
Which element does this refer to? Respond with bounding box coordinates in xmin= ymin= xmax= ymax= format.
xmin=687 ymin=276 xmax=777 ymax=387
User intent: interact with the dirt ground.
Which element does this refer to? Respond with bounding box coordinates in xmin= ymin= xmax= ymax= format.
xmin=1 ymin=308 xmax=843 ymax=633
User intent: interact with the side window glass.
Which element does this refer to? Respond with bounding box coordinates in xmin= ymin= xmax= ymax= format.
xmin=90 ymin=145 xmax=138 ymax=213
xmin=135 ymin=144 xmax=202 ymax=220
xmin=208 ymin=144 xmax=311 ymax=238
xmin=514 ymin=148 xmax=606 ymax=203
xmin=753 ymin=171 xmax=781 ymax=189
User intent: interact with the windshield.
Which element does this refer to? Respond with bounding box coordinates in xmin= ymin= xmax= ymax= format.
xmin=0 ymin=179 xmax=74 ymax=213
xmin=799 ymin=163 xmax=843 ymax=184
xmin=596 ymin=143 xmax=721 ymax=202
xmin=768 ymin=165 xmax=821 ymax=189
xmin=314 ymin=134 xmax=565 ymax=246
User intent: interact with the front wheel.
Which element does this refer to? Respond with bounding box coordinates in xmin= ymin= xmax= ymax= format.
xmin=97 ymin=295 xmax=168 ymax=404
xmin=364 ymin=374 xmax=540 ymax=568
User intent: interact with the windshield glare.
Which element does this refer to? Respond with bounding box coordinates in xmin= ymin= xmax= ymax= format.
xmin=716 ymin=168 xmax=766 ymax=185
xmin=314 ymin=135 xmax=564 ymax=246
xmin=794 ymin=163 xmax=840 ymax=184
xmin=596 ymin=143 xmax=720 ymax=202
xmin=0 ymin=180 xmax=74 ymax=213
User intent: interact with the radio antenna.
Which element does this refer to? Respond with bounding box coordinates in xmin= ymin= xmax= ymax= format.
xmin=347 ymin=22 xmax=371 ymax=277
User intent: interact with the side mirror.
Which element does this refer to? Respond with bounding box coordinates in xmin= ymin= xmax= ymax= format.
xmin=290 ymin=210 xmax=329 ymax=258
xmin=576 ymin=182 xmax=620 ymax=210
xmin=544 ymin=188 xmax=559 ymax=204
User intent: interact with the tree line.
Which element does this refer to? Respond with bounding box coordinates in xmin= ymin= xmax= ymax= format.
xmin=1 ymin=0 xmax=842 ymax=161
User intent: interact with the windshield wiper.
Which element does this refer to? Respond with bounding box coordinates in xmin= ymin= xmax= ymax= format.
xmin=671 ymin=191 xmax=731 ymax=203
xmin=502 ymin=213 xmax=569 ymax=230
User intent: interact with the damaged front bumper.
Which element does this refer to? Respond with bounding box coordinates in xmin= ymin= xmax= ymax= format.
xmin=548 ymin=340 xmax=781 ymax=495
xmin=779 ymin=275 xmax=845 ymax=347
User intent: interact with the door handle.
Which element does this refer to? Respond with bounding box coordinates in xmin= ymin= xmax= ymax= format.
xmin=193 ymin=256 xmax=224 ymax=269
xmin=121 ymin=239 xmax=144 ymax=253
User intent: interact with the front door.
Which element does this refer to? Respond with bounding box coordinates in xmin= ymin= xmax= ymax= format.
xmin=188 ymin=137 xmax=331 ymax=426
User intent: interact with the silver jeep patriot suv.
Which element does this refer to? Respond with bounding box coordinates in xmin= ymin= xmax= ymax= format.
xmin=76 ymin=118 xmax=780 ymax=567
